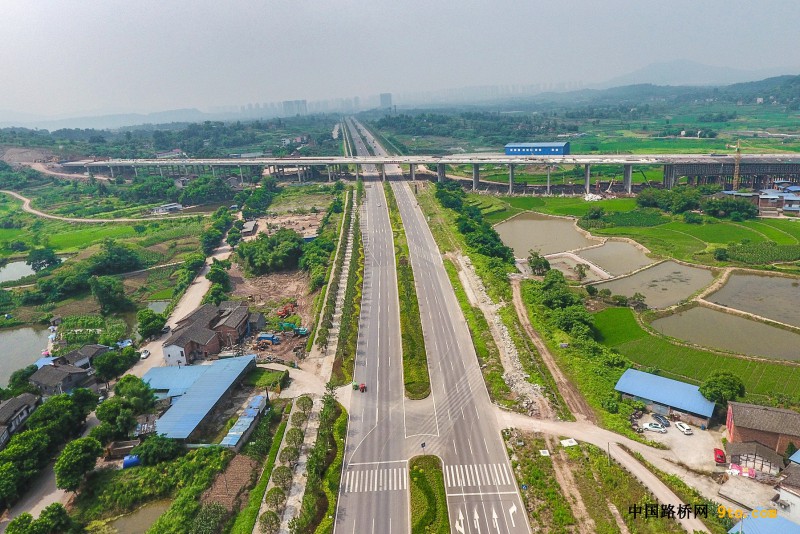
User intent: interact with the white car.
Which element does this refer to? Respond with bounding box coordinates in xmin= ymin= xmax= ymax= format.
xmin=675 ymin=422 xmax=693 ymax=435
xmin=140 ymin=349 xmax=151 ymax=360
xmin=642 ymin=422 xmax=667 ymax=434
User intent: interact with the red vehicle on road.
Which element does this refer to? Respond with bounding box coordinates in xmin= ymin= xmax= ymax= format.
xmin=714 ymin=448 xmax=726 ymax=464
xmin=359 ymin=383 xmax=366 ymax=393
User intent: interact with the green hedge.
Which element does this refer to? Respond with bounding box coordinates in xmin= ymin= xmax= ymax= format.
xmin=332 ymin=213 xmax=363 ymax=385
xmin=313 ymin=407 xmax=348 ymax=534
xmin=409 ymin=455 xmax=450 ymax=534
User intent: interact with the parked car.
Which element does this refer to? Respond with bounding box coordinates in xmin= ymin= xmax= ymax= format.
xmin=642 ymin=422 xmax=667 ymax=434
xmin=675 ymin=422 xmax=693 ymax=435
xmin=140 ymin=349 xmax=151 ymax=360
xmin=714 ymin=448 xmax=727 ymax=464
xmin=652 ymin=413 xmax=671 ymax=427
xmin=161 ymin=325 xmax=171 ymax=334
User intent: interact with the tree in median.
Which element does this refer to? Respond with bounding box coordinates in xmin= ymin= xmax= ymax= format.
xmin=271 ymin=465 xmax=293 ymax=490
xmin=265 ymin=487 xmax=286 ymax=512
xmin=284 ymin=427 xmax=304 ymax=449
xmin=295 ymin=396 xmax=313 ymax=415
xmin=259 ymin=510 xmax=281 ymax=534
xmin=279 ymin=446 xmax=299 ymax=464
xmin=54 ymin=437 xmax=103 ymax=491
xmin=700 ymin=371 xmax=745 ymax=406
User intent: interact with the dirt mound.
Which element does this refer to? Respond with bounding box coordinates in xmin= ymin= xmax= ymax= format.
xmin=0 ymin=146 xmax=53 ymax=164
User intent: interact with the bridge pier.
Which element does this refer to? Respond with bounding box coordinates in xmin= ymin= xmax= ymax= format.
xmin=381 ymin=164 xmax=386 ymax=181
xmin=663 ymin=164 xmax=677 ymax=189
xmin=508 ymin=164 xmax=515 ymax=194
xmin=409 ymin=164 xmax=415 ymax=181
xmin=437 ymin=163 xmax=445 ymax=183
xmin=546 ymin=166 xmax=551 ymax=195
xmin=108 ymin=166 xmax=114 ymax=178
xmin=623 ymin=164 xmax=632 ymax=194
xmin=327 ymin=165 xmax=332 ymax=182
xmin=355 ymin=164 xmax=360 ymax=181
xmin=472 ymin=164 xmax=480 ymax=191
xmin=584 ymin=165 xmax=591 ymax=194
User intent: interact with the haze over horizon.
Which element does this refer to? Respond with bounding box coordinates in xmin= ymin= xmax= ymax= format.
xmin=1 ymin=0 xmax=799 ymax=121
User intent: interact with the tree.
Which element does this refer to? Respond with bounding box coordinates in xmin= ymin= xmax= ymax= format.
xmin=714 ymin=247 xmax=729 ymax=261
xmin=137 ymin=308 xmax=167 ymax=340
xmin=202 ymin=283 xmax=228 ymax=305
xmin=630 ymin=292 xmax=647 ymax=310
xmin=90 ymin=275 xmax=132 ymax=314
xmin=285 ymin=428 xmax=304 ymax=449
xmin=70 ymin=388 xmax=99 ymax=416
xmin=574 ymin=263 xmax=588 ymax=281
xmin=90 ymin=239 xmax=142 ymax=275
xmin=259 ymin=510 xmax=281 ymax=534
xmin=290 ymin=411 xmax=308 ymax=428
xmin=191 ymin=503 xmax=228 ymax=534
xmin=0 ymin=462 xmax=20 ymax=507
xmin=700 ymin=372 xmax=745 ymax=405
xmin=295 ymin=396 xmax=313 ymax=415
xmin=265 ymin=487 xmax=286 ymax=511
xmin=54 ymin=437 xmax=103 ymax=491
xmin=527 ymin=249 xmax=550 ymax=276
xmin=279 ymin=446 xmax=299 ymax=464
xmin=26 ymin=247 xmax=61 ymax=272
xmin=95 ymin=397 xmax=136 ymax=438
xmin=114 ymin=375 xmax=156 ymax=414
xmin=131 ymin=434 xmax=184 ymax=465
xmin=205 ymin=262 xmax=230 ymax=291
xmin=201 ymin=228 xmax=223 ymax=256
xmin=6 ymin=503 xmax=77 ymax=534
xmin=272 ymin=465 xmax=293 ymax=490
xmin=93 ymin=348 xmax=139 ymax=382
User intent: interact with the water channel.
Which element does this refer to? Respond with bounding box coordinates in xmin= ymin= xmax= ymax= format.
xmin=494 ymin=212 xmax=595 ymax=256
xmin=707 ymin=273 xmax=800 ymax=328
xmin=0 ymin=326 xmax=52 ymax=387
xmin=108 ymin=499 xmax=171 ymax=534
xmin=651 ymin=306 xmax=800 ymax=360
xmin=593 ymin=261 xmax=715 ymax=308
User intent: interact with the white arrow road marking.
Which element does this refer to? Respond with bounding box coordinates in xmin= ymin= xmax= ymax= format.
xmin=492 ymin=507 xmax=500 ymax=533
xmin=455 ymin=510 xmax=465 ymax=534
xmin=509 ymin=503 xmax=517 ymax=527
xmin=473 ymin=507 xmax=482 ymax=533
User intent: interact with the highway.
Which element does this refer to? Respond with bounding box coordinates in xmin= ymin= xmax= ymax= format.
xmin=335 ymin=119 xmax=530 ymax=533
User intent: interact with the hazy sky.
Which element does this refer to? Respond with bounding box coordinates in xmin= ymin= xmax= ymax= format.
xmin=1 ymin=0 xmax=798 ymax=117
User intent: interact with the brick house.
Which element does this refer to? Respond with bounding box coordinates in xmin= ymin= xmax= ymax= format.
xmin=59 ymin=344 xmax=110 ymax=369
xmin=727 ymin=402 xmax=800 ymax=454
xmin=162 ymin=302 xmax=250 ymax=366
xmin=0 ymin=393 xmax=40 ymax=449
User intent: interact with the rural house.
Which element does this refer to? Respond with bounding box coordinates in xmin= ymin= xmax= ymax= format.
xmin=0 ymin=393 xmax=40 ymax=449
xmin=162 ymin=301 xmax=252 ymax=366
xmin=60 ymin=344 xmax=110 ymax=369
xmin=28 ymin=364 xmax=90 ymax=396
xmin=727 ymin=402 xmax=800 ymax=455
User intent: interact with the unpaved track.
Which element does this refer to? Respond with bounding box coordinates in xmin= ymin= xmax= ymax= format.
xmin=511 ymin=277 xmax=597 ymax=423
xmin=1 ymin=190 xmax=202 ymax=223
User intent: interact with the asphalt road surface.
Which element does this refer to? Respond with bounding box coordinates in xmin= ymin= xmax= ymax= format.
xmin=334 ymin=119 xmax=529 ymax=533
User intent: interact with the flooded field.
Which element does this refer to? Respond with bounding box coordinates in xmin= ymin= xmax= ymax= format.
xmin=494 ymin=212 xmax=595 ymax=256
xmin=108 ymin=500 xmax=171 ymax=534
xmin=147 ymin=300 xmax=170 ymax=314
xmin=707 ymin=273 xmax=800 ymax=328
xmin=0 ymin=260 xmax=35 ymax=283
xmin=576 ymin=241 xmax=654 ymax=276
xmin=0 ymin=326 xmax=51 ymax=386
xmin=593 ymin=261 xmax=714 ymax=308
xmin=652 ymin=306 xmax=800 ymax=360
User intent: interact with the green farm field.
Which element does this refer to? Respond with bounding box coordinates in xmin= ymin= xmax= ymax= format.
xmin=594 ymin=307 xmax=800 ymax=400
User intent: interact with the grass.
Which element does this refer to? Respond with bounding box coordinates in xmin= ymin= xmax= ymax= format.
xmin=409 ymin=455 xmax=450 ymax=534
xmin=505 ymin=432 xmax=576 ymax=533
xmin=228 ymin=416 xmax=288 ymax=534
xmin=148 ymin=287 xmax=174 ymax=300
xmin=243 ymin=368 xmax=287 ymax=391
xmin=594 ymin=307 xmax=800 ymax=399
xmin=384 ymin=183 xmax=431 ymax=399
xmin=444 ymin=259 xmax=516 ymax=409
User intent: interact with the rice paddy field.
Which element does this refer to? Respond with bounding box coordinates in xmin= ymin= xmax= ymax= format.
xmin=594 ymin=307 xmax=800 ymax=401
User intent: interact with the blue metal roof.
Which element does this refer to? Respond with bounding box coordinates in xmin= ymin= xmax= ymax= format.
xmin=505 ymin=142 xmax=569 ymax=148
xmin=143 ymin=366 xmax=207 ymax=398
xmin=728 ymin=509 xmax=800 ymax=534
xmin=791 ymin=450 xmax=800 ymax=464
xmin=148 ymin=355 xmax=255 ymax=440
xmin=615 ymin=369 xmax=715 ymax=417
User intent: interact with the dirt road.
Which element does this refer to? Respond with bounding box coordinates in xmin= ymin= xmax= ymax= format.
xmin=510 ymin=277 xmax=597 ymax=423
xmin=1 ymin=190 xmax=203 ymax=223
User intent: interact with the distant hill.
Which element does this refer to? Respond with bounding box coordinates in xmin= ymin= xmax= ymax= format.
xmin=598 ymin=60 xmax=792 ymax=88
xmin=0 ymin=108 xmax=217 ymax=130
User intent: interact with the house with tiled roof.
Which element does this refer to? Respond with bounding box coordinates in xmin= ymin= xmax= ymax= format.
xmin=775 ymin=463 xmax=800 ymax=525
xmin=60 ymin=344 xmax=110 ymax=369
xmin=28 ymin=364 xmax=89 ymax=396
xmin=162 ymin=301 xmax=251 ymax=366
xmin=727 ymin=402 xmax=800 ymax=454
xmin=0 ymin=393 xmax=39 ymax=449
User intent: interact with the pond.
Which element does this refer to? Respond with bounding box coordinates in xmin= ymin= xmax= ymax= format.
xmin=0 ymin=261 xmax=36 ymax=283
xmin=494 ymin=212 xmax=595 ymax=256
xmin=108 ymin=499 xmax=172 ymax=534
xmin=651 ymin=306 xmax=800 ymax=361
xmin=707 ymin=273 xmax=800 ymax=328
xmin=576 ymin=241 xmax=655 ymax=277
xmin=0 ymin=326 xmax=52 ymax=387
xmin=146 ymin=300 xmax=170 ymax=314
xmin=593 ymin=261 xmax=714 ymax=308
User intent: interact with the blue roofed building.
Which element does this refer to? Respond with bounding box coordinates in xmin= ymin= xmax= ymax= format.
xmin=614 ymin=369 xmax=716 ymax=426
xmin=142 ymin=355 xmax=256 ymax=441
xmin=791 ymin=450 xmax=800 ymax=465
xmin=504 ymin=142 xmax=570 ymax=156
xmin=728 ymin=507 xmax=800 ymax=534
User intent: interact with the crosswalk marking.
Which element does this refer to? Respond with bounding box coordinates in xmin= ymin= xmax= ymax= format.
xmin=443 ymin=463 xmax=517 ymax=489
xmin=343 ymin=467 xmax=408 ymax=493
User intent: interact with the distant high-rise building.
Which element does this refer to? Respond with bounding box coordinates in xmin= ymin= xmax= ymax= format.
xmin=380 ymin=93 xmax=392 ymax=109
xmin=353 ymin=96 xmax=360 ymax=111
